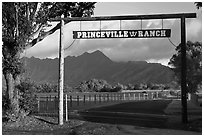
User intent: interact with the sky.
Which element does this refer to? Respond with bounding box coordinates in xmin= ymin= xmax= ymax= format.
xmin=24 ymin=2 xmax=202 ymax=66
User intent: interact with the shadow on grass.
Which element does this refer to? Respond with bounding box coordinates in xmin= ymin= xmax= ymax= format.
xmin=34 ymin=116 xmax=58 ymax=125
xmin=73 ymin=100 xmax=201 ymax=133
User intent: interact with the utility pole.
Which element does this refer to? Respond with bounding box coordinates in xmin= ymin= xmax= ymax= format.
xmin=58 ymin=17 xmax=64 ymax=125
xmin=181 ymin=16 xmax=188 ymax=123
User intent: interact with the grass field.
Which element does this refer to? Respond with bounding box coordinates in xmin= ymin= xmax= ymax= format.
xmin=3 ymin=99 xmax=201 ymax=135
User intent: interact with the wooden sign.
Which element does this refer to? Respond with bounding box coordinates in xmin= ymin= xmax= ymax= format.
xmin=73 ymin=29 xmax=171 ymax=39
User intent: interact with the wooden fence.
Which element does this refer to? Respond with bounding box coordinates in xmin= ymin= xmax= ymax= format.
xmin=33 ymin=90 xmax=180 ymax=118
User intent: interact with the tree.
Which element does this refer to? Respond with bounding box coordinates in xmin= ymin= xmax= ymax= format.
xmin=194 ymin=2 xmax=202 ymax=9
xmin=2 ymin=2 xmax=96 ymax=119
xmin=168 ymin=41 xmax=202 ymax=93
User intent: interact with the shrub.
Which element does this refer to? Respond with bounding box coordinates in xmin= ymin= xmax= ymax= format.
xmin=16 ymin=78 xmax=38 ymax=114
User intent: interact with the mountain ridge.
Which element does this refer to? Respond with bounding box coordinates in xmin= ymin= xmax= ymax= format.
xmin=23 ymin=50 xmax=174 ymax=86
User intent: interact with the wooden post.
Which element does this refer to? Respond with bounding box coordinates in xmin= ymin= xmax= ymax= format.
xmin=70 ymin=95 xmax=72 ymax=107
xmin=54 ymin=96 xmax=57 ymax=112
xmin=139 ymin=93 xmax=140 ymax=100
xmin=84 ymin=95 xmax=86 ymax=105
xmin=99 ymin=94 xmax=101 ymax=103
xmin=77 ymin=95 xmax=79 ymax=106
xmin=36 ymin=96 xmax=40 ymax=113
xmin=94 ymin=94 xmax=96 ymax=103
xmin=65 ymin=94 xmax=68 ymax=121
xmin=181 ymin=16 xmax=188 ymax=123
xmin=89 ymin=95 xmax=91 ymax=101
xmin=46 ymin=96 xmax=48 ymax=112
xmin=58 ymin=18 xmax=64 ymax=125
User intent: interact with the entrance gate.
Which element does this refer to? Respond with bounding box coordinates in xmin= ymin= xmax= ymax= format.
xmin=50 ymin=13 xmax=196 ymax=125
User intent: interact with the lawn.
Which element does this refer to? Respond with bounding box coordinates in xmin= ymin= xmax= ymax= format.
xmin=2 ymin=99 xmax=202 ymax=135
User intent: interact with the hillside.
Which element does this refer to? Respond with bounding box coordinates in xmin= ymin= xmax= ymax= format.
xmin=22 ymin=50 xmax=174 ymax=86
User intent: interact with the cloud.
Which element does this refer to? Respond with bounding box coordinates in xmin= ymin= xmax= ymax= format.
xmin=147 ymin=58 xmax=170 ymax=66
xmin=186 ymin=18 xmax=202 ymax=41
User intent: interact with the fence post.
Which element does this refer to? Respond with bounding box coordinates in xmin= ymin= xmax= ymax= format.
xmin=54 ymin=96 xmax=57 ymax=113
xmin=65 ymin=94 xmax=68 ymax=121
xmin=46 ymin=96 xmax=49 ymax=112
xmin=89 ymin=95 xmax=91 ymax=101
xmin=35 ymin=95 xmax=39 ymax=113
xmin=94 ymin=94 xmax=96 ymax=104
xmin=139 ymin=93 xmax=140 ymax=100
xmin=70 ymin=95 xmax=72 ymax=107
xmin=99 ymin=94 xmax=101 ymax=103
xmin=113 ymin=94 xmax=115 ymax=101
xmin=38 ymin=96 xmax=40 ymax=113
xmin=77 ymin=95 xmax=79 ymax=106
xmin=83 ymin=95 xmax=86 ymax=105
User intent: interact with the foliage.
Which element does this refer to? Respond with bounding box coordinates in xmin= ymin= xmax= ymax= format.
xmin=33 ymin=82 xmax=72 ymax=93
xmin=2 ymin=2 xmax=96 ymax=49
xmin=194 ymin=2 xmax=202 ymax=9
xmin=168 ymin=41 xmax=202 ymax=93
xmin=2 ymin=38 xmax=25 ymax=79
xmin=77 ymin=79 xmax=116 ymax=92
xmin=123 ymin=83 xmax=172 ymax=90
xmin=35 ymin=83 xmax=58 ymax=93
xmin=2 ymin=2 xmax=96 ymax=117
xmin=2 ymin=2 xmax=96 ymax=76
xmin=16 ymin=78 xmax=38 ymax=114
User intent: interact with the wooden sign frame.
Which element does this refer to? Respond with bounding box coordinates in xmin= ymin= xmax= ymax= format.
xmin=73 ymin=29 xmax=171 ymax=39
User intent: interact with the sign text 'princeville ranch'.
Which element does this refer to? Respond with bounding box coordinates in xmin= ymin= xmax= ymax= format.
xmin=73 ymin=29 xmax=171 ymax=39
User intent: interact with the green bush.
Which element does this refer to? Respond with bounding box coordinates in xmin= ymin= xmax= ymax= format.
xmin=16 ymin=78 xmax=38 ymax=114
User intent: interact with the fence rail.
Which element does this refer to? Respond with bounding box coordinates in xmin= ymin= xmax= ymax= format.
xmin=33 ymin=90 xmax=180 ymax=118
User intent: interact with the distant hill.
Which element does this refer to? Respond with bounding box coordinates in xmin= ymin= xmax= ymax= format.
xmin=22 ymin=50 xmax=175 ymax=87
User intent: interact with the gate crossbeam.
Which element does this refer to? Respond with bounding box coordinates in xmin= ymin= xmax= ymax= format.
xmin=50 ymin=13 xmax=196 ymax=22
